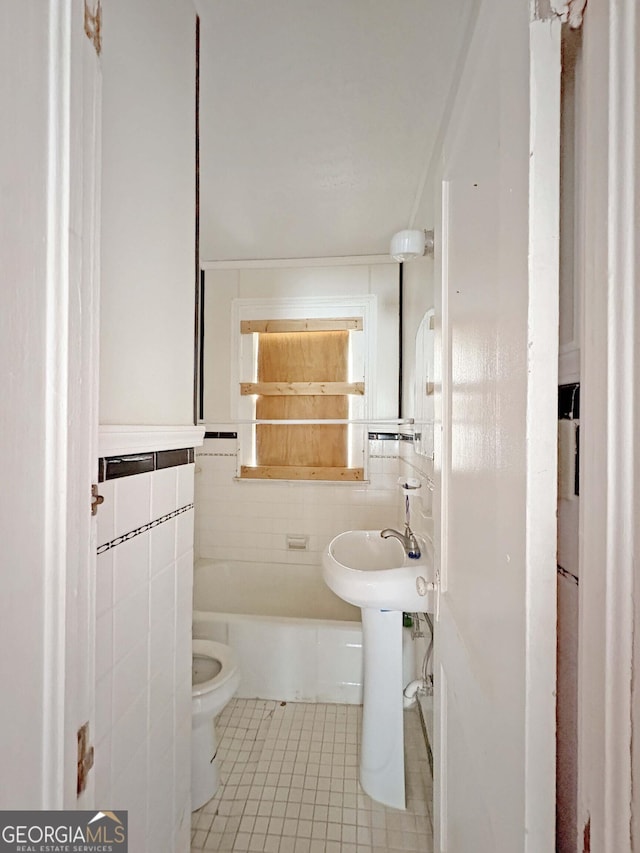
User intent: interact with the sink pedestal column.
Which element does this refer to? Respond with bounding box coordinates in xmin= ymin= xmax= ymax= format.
xmin=360 ymin=608 xmax=405 ymax=809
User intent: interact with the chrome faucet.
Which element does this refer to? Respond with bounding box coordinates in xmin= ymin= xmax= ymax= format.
xmin=380 ymin=524 xmax=421 ymax=559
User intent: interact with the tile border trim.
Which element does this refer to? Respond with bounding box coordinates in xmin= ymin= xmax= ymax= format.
xmin=204 ymin=431 xmax=238 ymax=439
xmin=97 ymin=503 xmax=194 ymax=554
xmin=99 ymin=448 xmax=195 ymax=482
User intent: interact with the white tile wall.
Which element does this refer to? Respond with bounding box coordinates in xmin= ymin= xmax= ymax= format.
xmin=195 ymin=439 xmax=402 ymax=564
xmin=398 ymin=438 xmax=435 ymax=542
xmin=95 ymin=462 xmax=195 ymax=853
xmin=397 ymin=439 xmax=435 ymax=687
xmin=194 ymin=435 xmax=436 ymax=693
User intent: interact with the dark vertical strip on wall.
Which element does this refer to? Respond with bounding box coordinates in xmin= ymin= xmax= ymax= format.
xmin=558 ymin=382 xmax=580 ymax=497
xmin=574 ymin=424 xmax=580 ymax=497
xmin=558 ymin=382 xmax=580 ymax=419
xmin=193 ymin=15 xmax=201 ymax=425
xmin=398 ymin=263 xmax=404 ymax=419
xmin=199 ymin=270 xmax=205 ymax=421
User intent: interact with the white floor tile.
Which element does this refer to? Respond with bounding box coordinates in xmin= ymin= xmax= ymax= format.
xmin=191 ymin=698 xmax=432 ymax=853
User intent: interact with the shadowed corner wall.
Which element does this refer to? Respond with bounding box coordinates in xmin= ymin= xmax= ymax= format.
xmin=100 ymin=0 xmax=196 ymax=427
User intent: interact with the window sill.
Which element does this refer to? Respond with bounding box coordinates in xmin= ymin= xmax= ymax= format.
xmin=239 ymin=465 xmax=364 ymax=482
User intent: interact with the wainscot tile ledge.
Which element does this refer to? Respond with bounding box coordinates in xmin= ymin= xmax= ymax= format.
xmin=98 ymin=425 xmax=205 ymax=457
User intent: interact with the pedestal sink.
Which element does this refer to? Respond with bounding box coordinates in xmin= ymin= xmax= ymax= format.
xmin=322 ymin=529 xmax=435 ymax=612
xmin=322 ymin=530 xmax=435 ymax=810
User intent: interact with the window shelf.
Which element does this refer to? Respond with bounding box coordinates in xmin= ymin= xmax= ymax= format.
xmin=202 ymin=418 xmax=415 ymax=426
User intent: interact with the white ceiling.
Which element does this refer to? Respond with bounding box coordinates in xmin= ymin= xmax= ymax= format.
xmin=198 ymin=1 xmax=475 ymax=262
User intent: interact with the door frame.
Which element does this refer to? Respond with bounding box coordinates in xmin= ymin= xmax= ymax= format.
xmin=577 ymin=0 xmax=638 ymax=848
xmin=44 ymin=0 xmax=101 ymax=807
xmin=41 ymin=0 xmax=71 ymax=804
xmin=524 ymin=15 xmax=563 ymax=846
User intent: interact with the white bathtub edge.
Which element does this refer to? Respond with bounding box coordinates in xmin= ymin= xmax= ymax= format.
xmin=193 ymin=609 xmax=364 ymax=705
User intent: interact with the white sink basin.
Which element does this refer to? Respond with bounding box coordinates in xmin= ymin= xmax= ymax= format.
xmin=322 ymin=529 xmax=435 ymax=612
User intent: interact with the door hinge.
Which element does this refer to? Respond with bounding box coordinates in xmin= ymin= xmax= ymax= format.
xmin=91 ymin=483 xmax=104 ymax=516
xmin=84 ymin=0 xmax=102 ymax=57
xmin=77 ymin=722 xmax=94 ymax=796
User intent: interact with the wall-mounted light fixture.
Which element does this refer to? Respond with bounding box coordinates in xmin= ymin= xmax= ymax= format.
xmin=390 ymin=228 xmax=434 ymax=262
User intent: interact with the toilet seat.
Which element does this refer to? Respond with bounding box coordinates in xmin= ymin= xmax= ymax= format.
xmin=192 ymin=639 xmax=239 ymax=698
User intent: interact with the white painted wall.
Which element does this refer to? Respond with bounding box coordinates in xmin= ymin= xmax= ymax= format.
xmin=100 ymin=0 xmax=196 ymax=425
xmin=202 ymin=263 xmax=399 ymax=424
xmin=558 ymin=27 xmax=582 ymax=388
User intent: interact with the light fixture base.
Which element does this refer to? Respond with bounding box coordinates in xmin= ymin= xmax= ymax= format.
xmin=390 ymin=229 xmax=434 ymax=262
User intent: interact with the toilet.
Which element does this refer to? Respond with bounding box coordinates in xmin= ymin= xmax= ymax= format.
xmin=191 ymin=639 xmax=241 ymax=810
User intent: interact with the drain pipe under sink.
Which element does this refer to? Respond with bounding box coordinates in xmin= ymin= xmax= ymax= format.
xmin=403 ymin=678 xmax=425 ymax=709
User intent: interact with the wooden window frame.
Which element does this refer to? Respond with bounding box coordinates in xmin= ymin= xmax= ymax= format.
xmin=232 ymin=296 xmax=376 ymax=482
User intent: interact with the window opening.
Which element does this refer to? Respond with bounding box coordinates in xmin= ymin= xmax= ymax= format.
xmin=238 ymin=318 xmax=365 ymax=481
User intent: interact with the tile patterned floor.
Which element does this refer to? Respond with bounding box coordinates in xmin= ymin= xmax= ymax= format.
xmin=191 ymin=699 xmax=433 ymax=853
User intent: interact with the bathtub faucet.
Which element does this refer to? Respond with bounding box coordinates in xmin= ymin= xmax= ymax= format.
xmin=380 ymin=524 xmax=421 ymax=559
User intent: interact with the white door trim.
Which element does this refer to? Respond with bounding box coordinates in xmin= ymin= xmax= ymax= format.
xmin=42 ymin=0 xmax=73 ymax=805
xmin=578 ymin=0 xmax=637 ymax=848
xmin=525 ymin=17 xmax=562 ymax=847
xmin=602 ymin=0 xmax=635 ymax=842
xmin=69 ymin=0 xmax=103 ymax=807
xmin=41 ymin=0 xmax=103 ymax=807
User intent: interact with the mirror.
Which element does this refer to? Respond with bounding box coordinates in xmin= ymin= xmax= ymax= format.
xmin=413 ymin=308 xmax=435 ymax=458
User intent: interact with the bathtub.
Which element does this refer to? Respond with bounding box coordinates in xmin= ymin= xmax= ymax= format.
xmin=193 ymin=559 xmax=364 ymax=704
